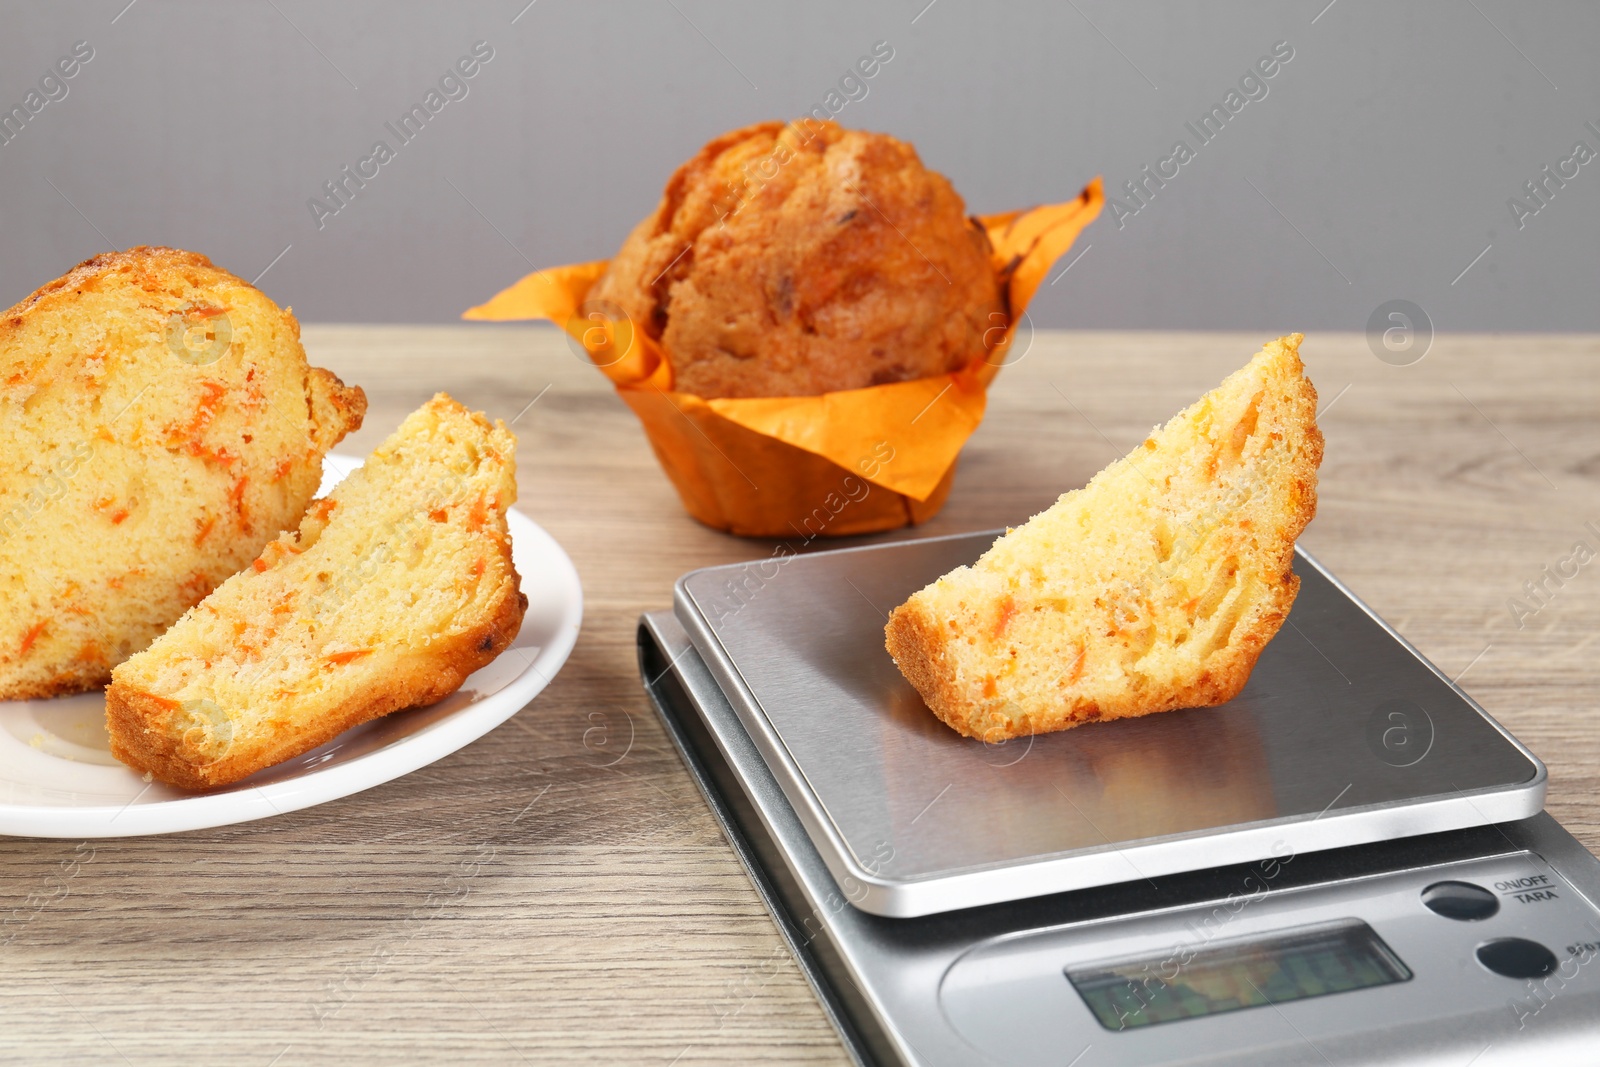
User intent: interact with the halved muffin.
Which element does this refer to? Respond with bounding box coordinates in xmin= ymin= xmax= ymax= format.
xmin=0 ymin=247 xmax=364 ymax=699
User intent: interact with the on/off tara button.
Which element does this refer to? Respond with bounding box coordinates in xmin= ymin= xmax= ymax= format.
xmin=1420 ymin=881 xmax=1499 ymax=921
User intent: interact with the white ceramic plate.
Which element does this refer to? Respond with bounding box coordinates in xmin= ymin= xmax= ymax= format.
xmin=0 ymin=454 xmax=582 ymax=838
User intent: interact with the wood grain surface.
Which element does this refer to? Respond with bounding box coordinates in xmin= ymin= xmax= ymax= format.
xmin=2 ymin=327 xmax=1596 ymax=1065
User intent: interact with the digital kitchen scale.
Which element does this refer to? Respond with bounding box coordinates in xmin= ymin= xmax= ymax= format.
xmin=637 ymin=531 xmax=1600 ymax=1066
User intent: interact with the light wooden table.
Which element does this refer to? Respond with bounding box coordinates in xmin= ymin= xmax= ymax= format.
xmin=2 ymin=328 xmax=1596 ymax=1065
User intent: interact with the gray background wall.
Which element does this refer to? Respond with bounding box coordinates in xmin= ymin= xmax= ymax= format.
xmin=0 ymin=0 xmax=1595 ymax=330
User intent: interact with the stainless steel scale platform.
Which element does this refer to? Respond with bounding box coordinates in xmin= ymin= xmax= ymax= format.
xmin=637 ymin=531 xmax=1600 ymax=1066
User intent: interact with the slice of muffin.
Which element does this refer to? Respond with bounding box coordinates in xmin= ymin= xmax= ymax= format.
xmin=0 ymin=247 xmax=365 ymax=700
xmin=105 ymin=394 xmax=526 ymax=790
xmin=885 ymin=335 xmax=1322 ymax=741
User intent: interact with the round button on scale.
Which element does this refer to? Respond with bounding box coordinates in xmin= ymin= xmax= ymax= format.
xmin=1420 ymin=881 xmax=1500 ymax=921
xmin=1476 ymin=938 xmax=1560 ymax=980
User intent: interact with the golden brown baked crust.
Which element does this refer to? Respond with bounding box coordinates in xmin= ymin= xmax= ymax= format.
xmin=886 ymin=334 xmax=1322 ymax=741
xmin=4 ymin=247 xmax=211 ymax=321
xmin=590 ymin=120 xmax=1005 ymax=398
xmin=0 ymin=246 xmax=364 ymax=700
xmin=104 ymin=584 xmax=526 ymax=791
xmin=307 ymin=366 xmax=368 ymax=453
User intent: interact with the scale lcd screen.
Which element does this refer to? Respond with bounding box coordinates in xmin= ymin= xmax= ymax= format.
xmin=1068 ymin=920 xmax=1411 ymax=1031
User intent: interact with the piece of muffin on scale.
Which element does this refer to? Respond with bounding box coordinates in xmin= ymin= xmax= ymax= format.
xmin=0 ymin=247 xmax=364 ymax=700
xmin=886 ymin=335 xmax=1323 ymax=741
xmin=106 ymin=394 xmax=526 ymax=790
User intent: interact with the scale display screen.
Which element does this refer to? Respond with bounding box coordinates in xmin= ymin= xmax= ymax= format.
xmin=1068 ymin=919 xmax=1411 ymax=1031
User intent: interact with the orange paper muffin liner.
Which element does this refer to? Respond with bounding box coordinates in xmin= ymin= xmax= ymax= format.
xmin=465 ymin=178 xmax=1103 ymax=538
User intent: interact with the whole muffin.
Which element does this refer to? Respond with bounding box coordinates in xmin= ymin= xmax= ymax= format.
xmin=590 ymin=120 xmax=1005 ymax=398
